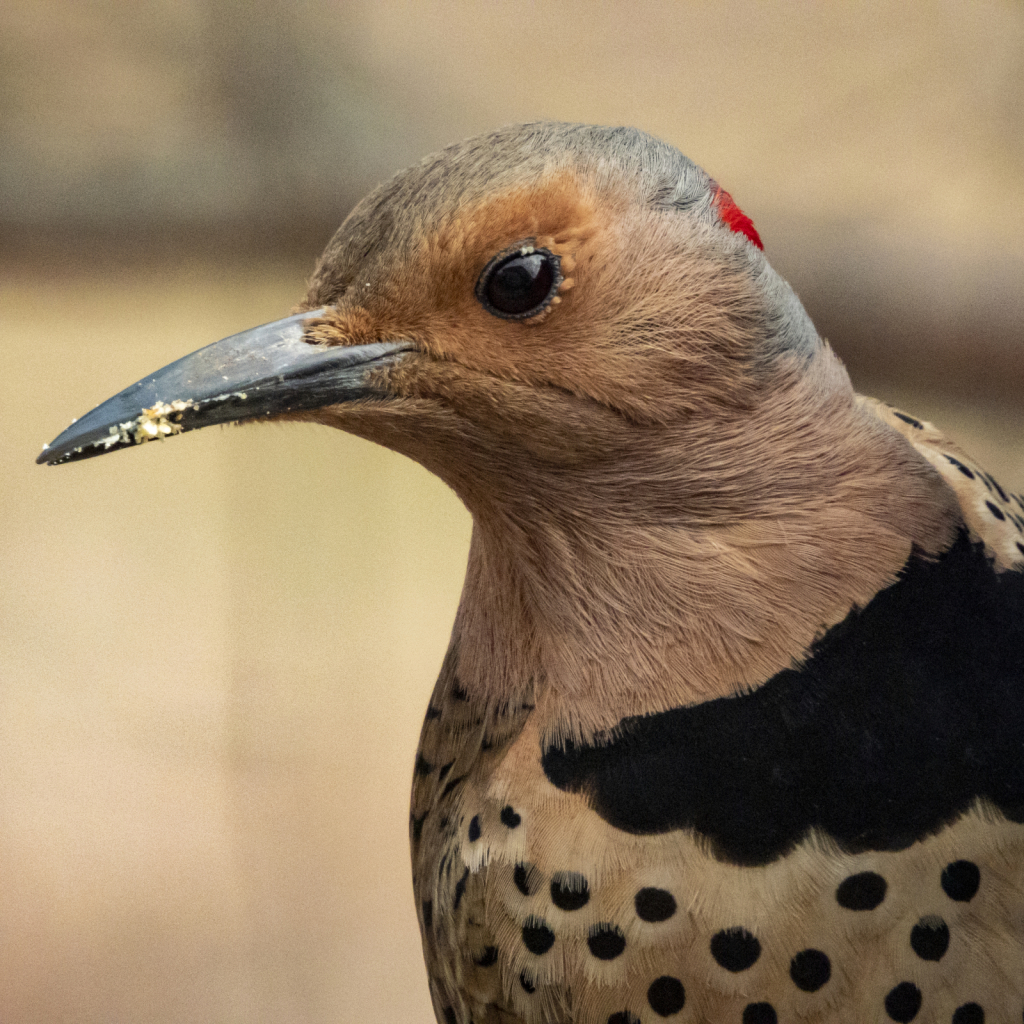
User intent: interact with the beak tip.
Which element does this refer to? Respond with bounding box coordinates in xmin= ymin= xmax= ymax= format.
xmin=37 ymin=397 xmax=202 ymax=466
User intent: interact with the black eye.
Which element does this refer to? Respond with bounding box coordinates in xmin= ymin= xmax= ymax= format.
xmin=476 ymin=245 xmax=562 ymax=320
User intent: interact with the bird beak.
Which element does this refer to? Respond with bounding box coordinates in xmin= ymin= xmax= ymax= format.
xmin=37 ymin=308 xmax=416 ymax=466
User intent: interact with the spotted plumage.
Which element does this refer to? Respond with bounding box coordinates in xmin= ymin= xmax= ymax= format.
xmin=410 ymin=394 xmax=1024 ymax=1022
xmin=39 ymin=122 xmax=1024 ymax=1023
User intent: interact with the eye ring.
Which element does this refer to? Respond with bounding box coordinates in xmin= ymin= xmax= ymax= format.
xmin=475 ymin=243 xmax=562 ymax=320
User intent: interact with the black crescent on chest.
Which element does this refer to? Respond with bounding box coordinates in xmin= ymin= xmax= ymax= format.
xmin=542 ymin=529 xmax=1024 ymax=865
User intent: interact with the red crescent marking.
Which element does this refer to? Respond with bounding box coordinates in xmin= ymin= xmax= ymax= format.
xmin=711 ymin=184 xmax=763 ymax=250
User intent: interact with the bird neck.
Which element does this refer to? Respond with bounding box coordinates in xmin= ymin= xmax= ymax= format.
xmin=449 ymin=350 xmax=960 ymax=745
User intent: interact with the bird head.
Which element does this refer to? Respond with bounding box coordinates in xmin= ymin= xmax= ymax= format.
xmin=39 ymin=125 xmax=815 ymax=504
xmin=39 ymin=123 xmax=957 ymax=728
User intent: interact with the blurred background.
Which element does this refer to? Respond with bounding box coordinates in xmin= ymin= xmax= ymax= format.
xmin=1 ymin=2 xmax=1022 ymax=1022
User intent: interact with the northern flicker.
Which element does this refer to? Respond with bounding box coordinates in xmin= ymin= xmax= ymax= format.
xmin=39 ymin=123 xmax=1024 ymax=1024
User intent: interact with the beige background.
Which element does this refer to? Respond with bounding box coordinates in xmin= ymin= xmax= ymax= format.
xmin=1 ymin=3 xmax=1022 ymax=1023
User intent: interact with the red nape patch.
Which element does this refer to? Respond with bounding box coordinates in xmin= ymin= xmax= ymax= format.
xmin=710 ymin=183 xmax=763 ymax=250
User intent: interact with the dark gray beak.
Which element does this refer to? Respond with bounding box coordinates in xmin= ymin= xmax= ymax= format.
xmin=37 ymin=308 xmax=415 ymax=466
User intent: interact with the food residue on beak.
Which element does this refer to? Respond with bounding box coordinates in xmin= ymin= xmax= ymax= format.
xmin=95 ymin=398 xmax=196 ymax=453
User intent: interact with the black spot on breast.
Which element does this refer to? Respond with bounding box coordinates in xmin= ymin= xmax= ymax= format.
xmin=454 ymin=867 xmax=469 ymax=910
xmin=941 ymin=860 xmax=980 ymax=901
xmin=743 ymin=1005 xmax=777 ymax=1024
xmin=451 ymin=680 xmax=470 ymax=701
xmin=647 ymin=976 xmax=685 ymax=1016
xmin=468 ymin=816 xmax=481 ymax=842
xmin=474 ymin=945 xmax=498 ymax=967
xmin=500 ymin=805 xmax=521 ymax=828
xmin=893 ymin=411 xmax=924 ymax=429
xmin=425 ymin=704 xmax=442 ymax=720
xmin=410 ymin=812 xmax=427 ymax=843
xmin=1018 ymin=541 xmax=1024 ymax=557
xmin=987 ymin=475 xmax=1010 ymax=503
xmin=550 ymin=872 xmax=590 ymax=910
xmin=945 ymin=454 xmax=975 ymax=479
xmin=422 ymin=900 xmax=433 ymax=928
xmin=519 ymin=972 xmax=536 ymax=993
xmin=438 ymin=760 xmax=454 ymax=781
xmin=542 ymin=532 xmax=1024 ymax=864
xmin=513 ymin=862 xmax=536 ymax=896
xmin=986 ymin=500 xmax=1006 ymax=522
xmin=910 ymin=915 xmax=949 ymax=960
xmin=444 ymin=1007 xmax=457 ymax=1024
xmin=480 ymin=736 xmax=493 ymax=751
xmin=607 ymin=1013 xmax=641 ymax=1024
xmin=635 ymin=887 xmax=676 ymax=922
xmin=522 ymin=918 xmax=555 ymax=955
xmin=587 ymin=924 xmax=626 ymax=960
xmin=885 ymin=981 xmax=922 ymax=1022
xmin=953 ymin=1004 xmax=984 ymax=1024
xmin=710 ymin=927 xmax=760 ymax=971
xmin=836 ymin=871 xmax=887 ymax=910
xmin=414 ymin=755 xmax=433 ymax=776
xmin=441 ymin=775 xmax=467 ymax=799
xmin=789 ymin=949 xmax=830 ymax=992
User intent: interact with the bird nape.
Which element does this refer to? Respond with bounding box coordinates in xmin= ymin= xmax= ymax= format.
xmin=39 ymin=122 xmax=1024 ymax=1023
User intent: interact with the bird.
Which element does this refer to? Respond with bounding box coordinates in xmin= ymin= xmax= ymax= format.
xmin=39 ymin=122 xmax=1024 ymax=1024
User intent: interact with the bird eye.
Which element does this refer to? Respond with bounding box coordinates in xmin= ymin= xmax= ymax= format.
xmin=476 ymin=246 xmax=562 ymax=320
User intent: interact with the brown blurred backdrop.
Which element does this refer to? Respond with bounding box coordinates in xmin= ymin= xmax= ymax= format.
xmin=1 ymin=3 xmax=1022 ymax=1023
